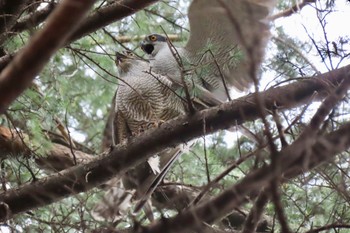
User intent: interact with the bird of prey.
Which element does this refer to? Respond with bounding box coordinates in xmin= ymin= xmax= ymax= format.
xmin=113 ymin=50 xmax=185 ymax=144
xmin=141 ymin=0 xmax=276 ymax=103
xmin=110 ymin=50 xmax=191 ymax=215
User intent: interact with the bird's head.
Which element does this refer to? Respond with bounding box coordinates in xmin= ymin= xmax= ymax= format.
xmin=115 ymin=50 xmax=147 ymax=75
xmin=140 ymin=34 xmax=167 ymax=56
xmin=115 ymin=50 xmax=136 ymax=74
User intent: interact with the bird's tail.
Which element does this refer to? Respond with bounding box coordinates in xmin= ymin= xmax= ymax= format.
xmin=134 ymin=141 xmax=195 ymax=213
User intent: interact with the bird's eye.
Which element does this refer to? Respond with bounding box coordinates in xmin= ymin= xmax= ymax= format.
xmin=125 ymin=50 xmax=133 ymax=56
xmin=149 ymin=35 xmax=157 ymax=41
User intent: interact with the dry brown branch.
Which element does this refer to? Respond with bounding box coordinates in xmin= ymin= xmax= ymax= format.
xmin=0 ymin=54 xmax=13 ymax=71
xmin=242 ymin=190 xmax=270 ymax=233
xmin=66 ymin=0 xmax=160 ymax=43
xmin=11 ymin=0 xmax=161 ymax=39
xmin=0 ymin=65 xmax=349 ymax=222
xmin=12 ymin=2 xmax=56 ymax=32
xmin=305 ymin=223 xmax=350 ymax=233
xmin=272 ymin=35 xmax=321 ymax=74
xmin=0 ymin=0 xmax=96 ymax=113
xmin=35 ymin=143 xmax=93 ymax=172
xmin=0 ymin=125 xmax=93 ymax=171
xmin=0 ymin=0 xmax=29 ymax=45
xmin=270 ymin=182 xmax=292 ymax=233
xmin=0 ymin=126 xmax=30 ymax=158
xmin=269 ymin=0 xmax=316 ymax=21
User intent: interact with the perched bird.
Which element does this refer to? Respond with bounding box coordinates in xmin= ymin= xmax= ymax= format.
xmin=111 ymin=50 xmax=190 ymax=215
xmin=113 ymin=50 xmax=185 ymax=144
xmin=141 ymin=0 xmax=276 ymax=103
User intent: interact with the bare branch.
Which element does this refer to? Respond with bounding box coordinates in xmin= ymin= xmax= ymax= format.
xmin=272 ymin=35 xmax=321 ymax=74
xmin=242 ymin=190 xmax=270 ymax=233
xmin=12 ymin=2 xmax=56 ymax=33
xmin=0 ymin=0 xmax=29 ymax=45
xmin=12 ymin=1 xmax=161 ymax=39
xmin=305 ymin=223 xmax=350 ymax=233
xmin=0 ymin=0 xmax=96 ymax=113
xmin=0 ymin=126 xmax=93 ymax=171
xmin=66 ymin=0 xmax=160 ymax=44
xmin=269 ymin=0 xmax=316 ymax=21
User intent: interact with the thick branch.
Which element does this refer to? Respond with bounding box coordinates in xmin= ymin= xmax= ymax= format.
xmin=0 ymin=126 xmax=93 ymax=170
xmin=305 ymin=224 xmax=350 ymax=233
xmin=12 ymin=2 xmax=56 ymax=32
xmin=0 ymin=126 xmax=30 ymax=157
xmin=0 ymin=54 xmax=13 ymax=71
xmin=0 ymin=0 xmax=28 ymax=45
xmin=66 ymin=0 xmax=160 ymax=43
xmin=0 ymin=66 xmax=349 ymax=221
xmin=0 ymin=0 xmax=96 ymax=113
xmin=12 ymin=0 xmax=160 ymax=39
xmin=242 ymin=190 xmax=270 ymax=233
xmin=269 ymin=0 xmax=316 ymax=21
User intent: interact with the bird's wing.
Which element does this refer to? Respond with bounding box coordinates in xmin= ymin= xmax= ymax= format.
xmin=192 ymin=84 xmax=224 ymax=107
xmin=112 ymin=93 xmax=132 ymax=145
xmin=185 ymin=0 xmax=276 ymax=92
xmin=167 ymin=74 xmax=224 ymax=108
xmin=101 ymin=92 xmax=118 ymax=150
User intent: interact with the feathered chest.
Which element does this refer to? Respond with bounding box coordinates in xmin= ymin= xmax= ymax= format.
xmin=116 ymin=71 xmax=184 ymax=122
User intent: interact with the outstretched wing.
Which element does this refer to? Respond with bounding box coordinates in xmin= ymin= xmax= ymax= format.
xmin=185 ymin=0 xmax=276 ymax=94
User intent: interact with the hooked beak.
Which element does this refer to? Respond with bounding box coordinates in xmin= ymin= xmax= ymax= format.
xmin=115 ymin=50 xmax=149 ymax=65
xmin=116 ymin=51 xmax=133 ymax=66
xmin=140 ymin=40 xmax=154 ymax=55
xmin=115 ymin=51 xmax=128 ymax=64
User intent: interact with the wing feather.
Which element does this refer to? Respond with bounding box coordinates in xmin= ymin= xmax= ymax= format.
xmin=185 ymin=0 xmax=276 ymax=92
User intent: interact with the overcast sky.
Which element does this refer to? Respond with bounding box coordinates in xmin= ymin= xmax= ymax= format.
xmin=275 ymin=0 xmax=350 ymax=72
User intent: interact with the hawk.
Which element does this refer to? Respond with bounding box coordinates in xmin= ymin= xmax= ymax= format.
xmin=112 ymin=50 xmax=190 ymax=213
xmin=141 ymin=0 xmax=276 ymax=103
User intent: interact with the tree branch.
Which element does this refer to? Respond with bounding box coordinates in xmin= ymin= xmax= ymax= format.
xmin=11 ymin=2 xmax=56 ymax=33
xmin=305 ymin=223 xmax=350 ymax=233
xmin=0 ymin=126 xmax=93 ymax=171
xmin=12 ymin=0 xmax=161 ymax=40
xmin=0 ymin=0 xmax=28 ymax=45
xmin=142 ymin=118 xmax=350 ymax=233
xmin=242 ymin=190 xmax=270 ymax=233
xmin=66 ymin=0 xmax=160 ymax=43
xmin=0 ymin=0 xmax=96 ymax=113
xmin=269 ymin=0 xmax=316 ymax=21
xmin=0 ymin=66 xmax=349 ymax=221
xmin=0 ymin=0 xmax=161 ymax=110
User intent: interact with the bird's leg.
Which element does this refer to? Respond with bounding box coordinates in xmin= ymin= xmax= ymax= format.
xmin=120 ymin=138 xmax=129 ymax=145
xmin=145 ymin=120 xmax=165 ymax=128
xmin=132 ymin=120 xmax=166 ymax=137
xmin=132 ymin=125 xmax=147 ymax=136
